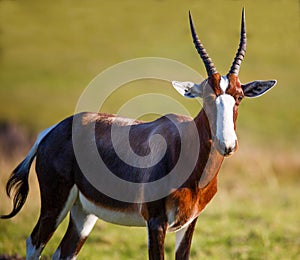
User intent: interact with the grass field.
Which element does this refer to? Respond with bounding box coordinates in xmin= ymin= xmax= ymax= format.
xmin=0 ymin=0 xmax=299 ymax=259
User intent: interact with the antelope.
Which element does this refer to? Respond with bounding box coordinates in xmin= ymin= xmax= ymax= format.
xmin=1 ymin=9 xmax=276 ymax=260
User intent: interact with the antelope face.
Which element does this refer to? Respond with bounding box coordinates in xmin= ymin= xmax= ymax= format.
xmin=202 ymin=73 xmax=241 ymax=156
xmin=173 ymin=74 xmax=275 ymax=157
xmin=172 ymin=9 xmax=276 ymax=157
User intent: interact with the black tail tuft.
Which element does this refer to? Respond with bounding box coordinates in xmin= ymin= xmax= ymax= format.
xmin=1 ymin=123 xmax=56 ymax=219
xmin=1 ymin=159 xmax=32 ymax=219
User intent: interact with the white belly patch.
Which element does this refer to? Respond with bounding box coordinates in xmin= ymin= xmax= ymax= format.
xmin=79 ymin=193 xmax=146 ymax=227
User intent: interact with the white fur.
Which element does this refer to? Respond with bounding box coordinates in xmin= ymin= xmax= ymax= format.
xmin=79 ymin=193 xmax=146 ymax=227
xmin=36 ymin=124 xmax=58 ymax=143
xmin=71 ymin=198 xmax=98 ymax=238
xmin=171 ymin=81 xmax=202 ymax=98
xmin=52 ymin=189 xmax=92 ymax=260
xmin=20 ymin=123 xmax=58 ymax=173
xmin=172 ymin=81 xmax=195 ymax=96
xmin=167 ymin=206 xmax=197 ymax=233
xmin=55 ymin=185 xmax=78 ymax=227
xmin=79 ymin=214 xmax=98 ymax=238
xmin=215 ymin=94 xmax=237 ymax=149
xmin=175 ymin=225 xmax=188 ymax=252
xmin=220 ymin=76 xmax=229 ymax=93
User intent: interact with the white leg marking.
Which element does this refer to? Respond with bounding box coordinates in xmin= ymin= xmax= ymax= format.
xmin=71 ymin=199 xmax=98 ymax=239
xmin=79 ymin=214 xmax=98 ymax=238
xmin=52 ymin=196 xmax=97 ymax=259
xmin=56 ymin=186 xmax=78 ymax=227
xmin=175 ymin=225 xmax=188 ymax=252
xmin=26 ymin=236 xmax=43 ymax=260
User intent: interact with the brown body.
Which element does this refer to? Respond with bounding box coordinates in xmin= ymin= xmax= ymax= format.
xmin=24 ymin=108 xmax=222 ymax=259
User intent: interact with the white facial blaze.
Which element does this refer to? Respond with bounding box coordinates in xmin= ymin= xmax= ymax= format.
xmin=215 ymin=94 xmax=237 ymax=150
xmin=220 ymin=76 xmax=229 ymax=93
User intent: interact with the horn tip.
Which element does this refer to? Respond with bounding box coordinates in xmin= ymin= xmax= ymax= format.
xmin=242 ymin=7 xmax=246 ymax=21
xmin=188 ymin=10 xmax=193 ymax=22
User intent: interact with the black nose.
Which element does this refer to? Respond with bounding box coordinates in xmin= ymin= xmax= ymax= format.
xmin=224 ymin=146 xmax=233 ymax=155
xmin=215 ymin=140 xmax=237 ymax=157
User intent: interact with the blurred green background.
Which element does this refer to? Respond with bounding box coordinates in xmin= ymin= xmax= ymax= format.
xmin=0 ymin=0 xmax=299 ymax=259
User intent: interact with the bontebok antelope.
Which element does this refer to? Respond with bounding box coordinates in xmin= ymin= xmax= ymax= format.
xmin=1 ymin=9 xmax=276 ymax=260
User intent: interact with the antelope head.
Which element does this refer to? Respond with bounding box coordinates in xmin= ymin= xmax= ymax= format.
xmin=172 ymin=9 xmax=276 ymax=157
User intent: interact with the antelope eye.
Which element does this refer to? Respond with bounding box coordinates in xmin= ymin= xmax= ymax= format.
xmin=237 ymin=95 xmax=243 ymax=102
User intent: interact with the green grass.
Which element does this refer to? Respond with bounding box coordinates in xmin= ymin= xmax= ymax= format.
xmin=0 ymin=0 xmax=300 ymax=259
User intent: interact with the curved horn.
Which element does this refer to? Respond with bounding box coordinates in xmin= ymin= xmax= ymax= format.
xmin=189 ymin=11 xmax=218 ymax=76
xmin=229 ymin=8 xmax=246 ymax=75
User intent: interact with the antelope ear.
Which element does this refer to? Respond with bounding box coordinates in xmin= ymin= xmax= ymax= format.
xmin=242 ymin=80 xmax=277 ymax=98
xmin=172 ymin=81 xmax=202 ymax=98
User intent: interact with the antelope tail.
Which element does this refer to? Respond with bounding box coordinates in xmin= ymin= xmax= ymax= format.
xmin=0 ymin=124 xmax=57 ymax=219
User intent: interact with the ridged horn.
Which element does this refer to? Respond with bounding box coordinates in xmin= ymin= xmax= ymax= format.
xmin=228 ymin=8 xmax=246 ymax=75
xmin=189 ymin=11 xmax=218 ymax=76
